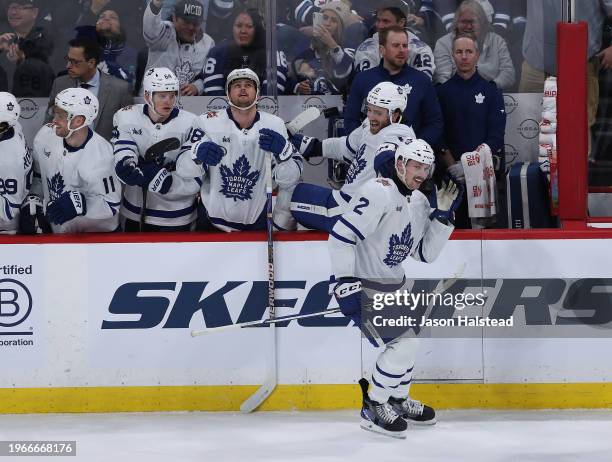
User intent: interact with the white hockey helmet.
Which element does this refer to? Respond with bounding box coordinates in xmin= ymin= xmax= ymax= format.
xmin=0 ymin=92 xmax=20 ymax=129
xmin=395 ymin=138 xmax=435 ymax=180
xmin=55 ymin=87 xmax=99 ymax=127
xmin=366 ymin=82 xmax=408 ymax=124
xmin=225 ymin=67 xmax=260 ymax=111
xmin=143 ymin=67 xmax=180 ymax=94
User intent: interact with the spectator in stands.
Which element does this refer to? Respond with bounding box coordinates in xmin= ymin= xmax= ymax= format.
xmin=353 ymin=0 xmax=435 ymax=80
xmin=0 ymin=0 xmax=55 ymax=96
xmin=292 ymin=1 xmax=357 ymax=95
xmin=143 ymin=0 xmax=214 ymax=96
xmin=433 ymin=0 xmax=515 ymax=90
xmin=344 ymin=25 xmax=443 ymax=147
xmin=519 ymin=0 xmax=611 ymax=157
xmin=436 ymin=33 xmax=505 ymax=228
xmin=204 ymin=8 xmax=290 ymax=95
xmin=46 ymin=37 xmax=132 ymax=140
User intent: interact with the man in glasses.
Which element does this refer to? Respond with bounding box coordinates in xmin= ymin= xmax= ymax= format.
xmin=45 ymin=37 xmax=132 ymax=141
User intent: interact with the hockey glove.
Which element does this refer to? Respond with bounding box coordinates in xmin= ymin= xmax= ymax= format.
xmin=19 ymin=195 xmax=52 ymax=234
xmin=290 ymin=134 xmax=322 ymax=160
xmin=259 ymin=128 xmax=292 ymax=162
xmin=429 ymin=180 xmax=463 ymax=223
xmin=447 ymin=162 xmax=465 ymax=184
xmin=333 ymin=277 xmax=362 ymax=324
xmin=373 ymin=149 xmax=396 ymax=178
xmin=46 ymin=190 xmax=86 ymax=225
xmin=115 ymin=157 xmax=146 ymax=186
xmin=192 ymin=140 xmax=224 ymax=166
xmin=139 ymin=161 xmax=172 ymax=194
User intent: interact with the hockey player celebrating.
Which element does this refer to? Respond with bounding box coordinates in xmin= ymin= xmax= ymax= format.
xmin=329 ymin=138 xmax=462 ymax=438
xmin=28 ymin=88 xmax=121 ymax=233
xmin=0 ymin=92 xmax=31 ymax=234
xmin=112 ymin=67 xmax=200 ymax=232
xmin=176 ymin=67 xmax=303 ymax=232
xmin=290 ymin=81 xmax=415 ymax=232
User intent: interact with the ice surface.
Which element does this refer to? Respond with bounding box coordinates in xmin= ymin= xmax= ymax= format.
xmin=1 ymin=410 xmax=612 ymax=461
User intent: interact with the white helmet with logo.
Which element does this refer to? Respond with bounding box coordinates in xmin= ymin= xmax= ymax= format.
xmin=0 ymin=92 xmax=20 ymax=129
xmin=55 ymin=88 xmax=99 ymax=138
xmin=225 ymin=67 xmax=260 ymax=111
xmin=395 ymin=137 xmax=435 ymax=182
xmin=143 ymin=67 xmax=180 ymax=94
xmin=366 ymin=82 xmax=408 ymax=124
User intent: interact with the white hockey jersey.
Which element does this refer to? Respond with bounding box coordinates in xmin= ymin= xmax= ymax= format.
xmin=354 ymin=31 xmax=435 ymax=80
xmin=32 ymin=125 xmax=121 ymax=233
xmin=142 ymin=3 xmax=215 ymax=95
xmin=329 ymin=177 xmax=453 ymax=282
xmin=0 ymin=124 xmax=31 ymax=234
xmin=112 ymin=104 xmax=201 ymax=227
xmin=322 ymin=120 xmax=415 ymax=210
xmin=176 ymin=109 xmax=303 ymax=232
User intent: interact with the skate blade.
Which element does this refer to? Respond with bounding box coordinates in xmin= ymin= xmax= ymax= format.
xmin=407 ymin=417 xmax=437 ymax=426
xmin=360 ymin=418 xmax=407 ymax=439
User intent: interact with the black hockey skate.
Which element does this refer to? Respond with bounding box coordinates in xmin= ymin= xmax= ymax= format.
xmin=388 ymin=395 xmax=436 ymax=425
xmin=358 ymin=378 xmax=407 ymax=439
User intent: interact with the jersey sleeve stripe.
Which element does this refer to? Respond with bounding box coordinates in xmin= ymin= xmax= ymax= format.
xmin=345 ymin=136 xmax=356 ymax=154
xmin=330 ymin=230 xmax=356 ymax=245
xmin=195 ymin=177 xmax=202 ymax=186
xmin=417 ymin=240 xmax=427 ymax=262
xmin=4 ymin=200 xmax=12 ymax=220
xmin=122 ymin=197 xmax=197 ymax=218
xmin=114 ymin=147 xmax=137 ymax=155
xmin=338 ymin=217 xmax=365 ymax=241
xmin=203 ymin=74 xmax=223 ymax=83
xmin=115 ymin=140 xmax=138 ymax=146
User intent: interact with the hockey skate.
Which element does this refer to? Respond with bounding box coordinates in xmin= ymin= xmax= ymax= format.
xmin=358 ymin=378 xmax=407 ymax=439
xmin=388 ymin=395 xmax=437 ymax=425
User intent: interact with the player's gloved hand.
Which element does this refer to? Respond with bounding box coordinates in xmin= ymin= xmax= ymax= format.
xmin=139 ymin=161 xmax=173 ymax=194
xmin=447 ymin=161 xmax=465 ymax=184
xmin=429 ymin=180 xmax=463 ymax=224
xmin=259 ymin=128 xmax=292 ymax=162
xmin=333 ymin=277 xmax=362 ymax=323
xmin=290 ymin=134 xmax=321 ymax=160
xmin=373 ymin=149 xmax=396 ymax=178
xmin=192 ymin=140 xmax=224 ymax=166
xmin=115 ymin=157 xmax=146 ymax=186
xmin=19 ymin=195 xmax=52 ymax=234
xmin=46 ymin=190 xmax=86 ymax=225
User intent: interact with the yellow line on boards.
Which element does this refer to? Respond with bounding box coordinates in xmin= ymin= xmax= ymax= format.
xmin=1 ymin=383 xmax=611 ymax=414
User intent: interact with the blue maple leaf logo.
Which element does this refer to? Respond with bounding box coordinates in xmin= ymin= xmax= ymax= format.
xmin=219 ymin=154 xmax=260 ymax=201
xmin=383 ymin=223 xmax=415 ymax=267
xmin=47 ymin=172 xmax=65 ymax=201
xmin=345 ymin=145 xmax=367 ymax=185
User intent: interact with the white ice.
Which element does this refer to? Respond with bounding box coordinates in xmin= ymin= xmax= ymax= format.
xmin=1 ymin=410 xmax=612 ymax=461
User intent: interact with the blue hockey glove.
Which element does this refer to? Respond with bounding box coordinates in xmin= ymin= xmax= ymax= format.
xmin=46 ymin=190 xmax=86 ymax=225
xmin=192 ymin=140 xmax=224 ymax=166
xmin=115 ymin=157 xmax=146 ymax=186
xmin=429 ymin=180 xmax=463 ymax=223
xmin=373 ymin=149 xmax=396 ymax=178
xmin=290 ymin=134 xmax=321 ymax=160
xmin=259 ymin=128 xmax=291 ymax=162
xmin=19 ymin=195 xmax=52 ymax=234
xmin=333 ymin=277 xmax=362 ymax=323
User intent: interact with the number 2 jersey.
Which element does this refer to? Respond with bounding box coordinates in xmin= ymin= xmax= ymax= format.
xmin=0 ymin=124 xmax=31 ymax=234
xmin=112 ymin=105 xmax=201 ymax=227
xmin=329 ymin=178 xmax=453 ymax=284
xmin=176 ymin=108 xmax=303 ymax=232
xmin=32 ymin=125 xmax=121 ymax=233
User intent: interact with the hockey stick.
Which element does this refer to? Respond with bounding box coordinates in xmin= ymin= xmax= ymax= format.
xmin=191 ymin=264 xmax=467 ymax=337
xmin=285 ymin=107 xmax=321 ymax=136
xmin=139 ymin=137 xmax=181 ymax=231
xmin=239 ymin=151 xmax=276 ymax=413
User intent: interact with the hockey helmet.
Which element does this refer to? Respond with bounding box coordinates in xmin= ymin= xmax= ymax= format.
xmin=55 ymin=87 xmax=99 ymax=127
xmin=395 ymin=138 xmax=435 ymax=182
xmin=366 ymin=82 xmax=407 ymax=124
xmin=143 ymin=67 xmax=180 ymax=95
xmin=225 ymin=67 xmax=260 ymax=111
xmin=0 ymin=92 xmax=20 ymax=129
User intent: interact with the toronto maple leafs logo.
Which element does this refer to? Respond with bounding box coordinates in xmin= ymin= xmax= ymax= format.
xmin=47 ymin=172 xmax=65 ymax=202
xmin=383 ymin=223 xmax=415 ymax=267
xmin=345 ymin=145 xmax=367 ymax=185
xmin=7 ymin=102 xmax=14 ymax=111
xmin=84 ymin=96 xmax=91 ymax=105
xmin=175 ymin=61 xmax=195 ymax=86
xmin=219 ymin=155 xmax=260 ymax=201
xmin=475 ymin=93 xmax=485 ymax=104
